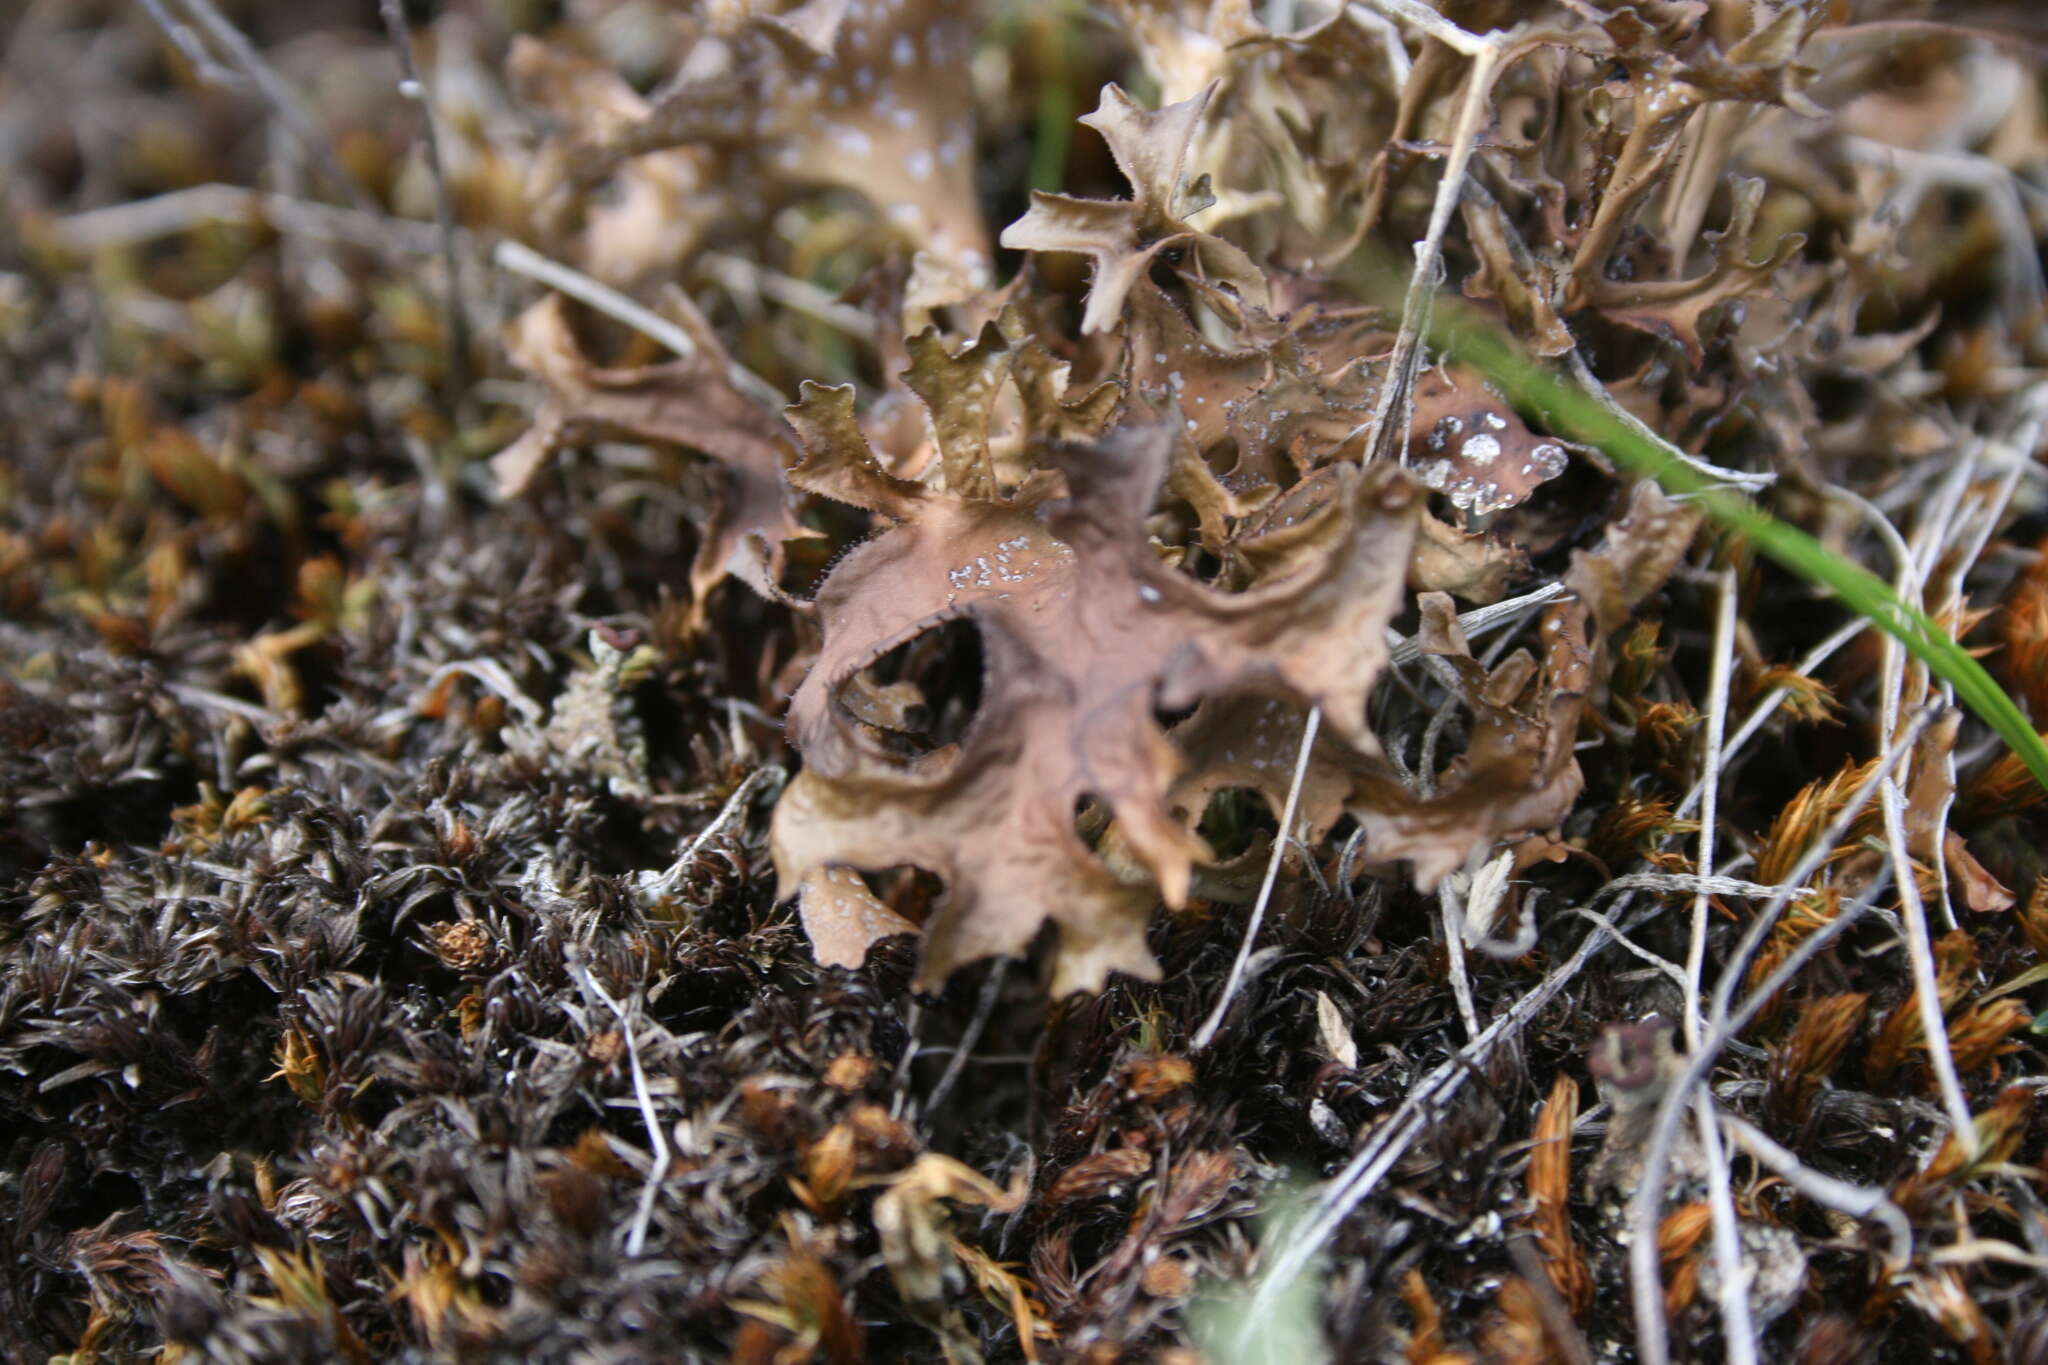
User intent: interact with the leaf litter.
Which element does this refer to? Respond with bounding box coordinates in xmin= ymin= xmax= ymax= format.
xmin=6 ymin=1 xmax=2048 ymax=1362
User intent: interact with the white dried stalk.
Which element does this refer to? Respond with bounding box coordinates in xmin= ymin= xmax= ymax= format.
xmin=1880 ymin=770 xmax=1977 ymax=1142
xmin=569 ymin=957 xmax=670 ymax=1258
xmin=1352 ymin=25 xmax=1505 ymax=464
xmin=57 ymin=183 xmax=448 ymax=255
xmin=1695 ymin=1086 xmax=1761 ymax=1365
xmin=1437 ymin=875 xmax=1481 ymax=1040
xmin=1386 ymin=583 xmax=1570 ymax=666
xmin=1628 ymin=708 xmax=1934 ymax=1365
xmin=1721 ymin=1112 xmax=1912 ymax=1270
xmin=1687 ymin=567 xmax=1738 ymax=1049
xmin=1193 ymin=707 xmax=1322 ymax=1050
xmin=1564 ymin=351 xmax=1775 ymax=492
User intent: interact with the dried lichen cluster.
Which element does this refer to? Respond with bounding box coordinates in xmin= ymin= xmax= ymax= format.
xmin=501 ymin=4 xmax=1723 ymax=997
xmin=6 ymin=0 xmax=2048 ymax=1361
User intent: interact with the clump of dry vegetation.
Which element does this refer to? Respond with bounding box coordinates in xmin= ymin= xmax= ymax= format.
xmin=6 ymin=1 xmax=2048 ymax=1361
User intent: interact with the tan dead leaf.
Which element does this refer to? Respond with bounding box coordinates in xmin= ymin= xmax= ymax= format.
xmin=492 ymin=296 xmax=810 ymax=613
xmin=1313 ymin=990 xmax=1358 ymax=1070
xmin=1126 ymin=284 xmax=1269 ymax=459
xmin=902 ymin=321 xmax=1011 ymax=500
xmin=555 ymin=1 xmax=990 ymax=282
xmin=1672 ymin=3 xmax=1826 ymax=116
xmin=1946 ymin=831 xmax=2015 ymax=914
xmin=1125 ymin=284 xmax=1376 ymax=484
xmin=873 ymin=1153 xmax=1023 ymax=1308
xmin=1000 ymin=84 xmax=1269 ymax=334
xmin=1006 ymin=323 xmax=1123 ymax=446
xmin=1099 ymin=0 xmax=1262 ymax=109
xmin=1900 ymin=708 xmax=2015 ymax=911
xmin=771 ymin=402 xmax=1417 ymax=992
xmin=1461 ymin=190 xmax=1576 ymax=358
xmin=797 ymin=866 xmax=921 ymax=970
xmin=1163 ymin=694 xmax=1357 ymax=873
xmin=1104 ymin=4 xmax=1403 ymax=261
xmin=1166 ymin=427 xmax=1277 ymax=558
xmin=1561 ymin=479 xmax=1705 ymax=639
xmin=1408 ymin=509 xmax=1519 ymax=605
xmin=1231 ymin=465 xmax=1356 ymax=584
xmin=1348 ymin=593 xmax=1590 ymax=890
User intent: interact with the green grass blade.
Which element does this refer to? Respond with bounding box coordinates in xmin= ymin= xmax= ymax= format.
xmin=1433 ymin=310 xmax=2048 ymax=796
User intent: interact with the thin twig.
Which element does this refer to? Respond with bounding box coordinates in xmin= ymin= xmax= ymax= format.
xmin=1387 ymin=583 xmax=1570 ymax=666
xmin=378 ymin=0 xmax=473 ymax=413
xmin=1564 ymin=350 xmax=1775 ymax=492
xmin=1351 ymin=0 xmax=1496 ymax=55
xmin=925 ymin=958 xmax=1008 ymax=1120
xmin=699 ymin=250 xmax=879 ymax=342
xmin=1355 ymin=32 xmax=1504 ymax=464
xmin=1438 ymin=875 xmax=1482 ymax=1039
xmin=1881 ymin=761 xmax=1977 ymax=1142
xmin=1840 ymin=136 xmax=2046 ymax=321
xmin=1859 ymin=448 xmax=1977 ymax=1143
xmin=134 ymin=0 xmax=249 ymax=91
xmin=1343 ymin=3 xmax=1414 ymax=87
xmin=569 ymin=955 xmax=669 ymax=1258
xmin=496 ymin=239 xmax=701 ymax=358
xmin=1566 ymin=906 xmax=1689 ymax=994
xmin=149 ymin=0 xmax=377 ymax=212
xmin=1505 ymin=1236 xmax=1598 ymax=1365
xmin=1674 ymin=616 xmax=1867 ymax=824
xmin=1193 ymin=707 xmax=1321 ymax=1050
xmin=55 ymin=183 xmax=452 ymax=256
xmin=633 ymin=766 xmax=785 ymax=907
xmin=1600 ymin=871 xmax=1818 ymax=901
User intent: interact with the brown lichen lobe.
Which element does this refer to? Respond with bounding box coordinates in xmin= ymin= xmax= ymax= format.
xmin=772 ymin=408 xmax=1420 ymax=993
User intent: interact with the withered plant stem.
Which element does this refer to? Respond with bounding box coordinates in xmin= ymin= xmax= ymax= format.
xmin=1695 ymin=1085 xmax=1761 ymax=1365
xmin=1881 ymin=768 xmax=1978 ymax=1142
xmin=1506 ymin=1239 xmax=1598 ymax=1365
xmin=1686 ymin=567 xmax=1739 ymax=1051
xmin=55 ymin=183 xmax=452 ymax=256
xmin=570 ymin=955 xmax=669 ymax=1258
xmin=1437 ymin=875 xmax=1481 ymax=1040
xmin=379 ymin=0 xmax=474 ymax=418
xmin=1673 ymin=616 xmax=1866 ymax=824
xmin=1720 ymin=1112 xmax=1912 ymax=1271
xmin=1192 ymin=707 xmax=1322 ymax=1051
xmin=924 ymin=958 xmax=1007 ymax=1122
xmin=1356 ymin=31 xmax=1502 ymax=465
xmin=1628 ymin=706 xmax=1933 ymax=1365
xmin=493 ymin=240 xmax=787 ymax=411
xmin=1386 ymin=582 xmax=1569 ymax=666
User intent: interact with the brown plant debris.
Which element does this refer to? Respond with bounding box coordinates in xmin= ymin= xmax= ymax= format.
xmin=8 ymin=1 xmax=2048 ymax=1361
